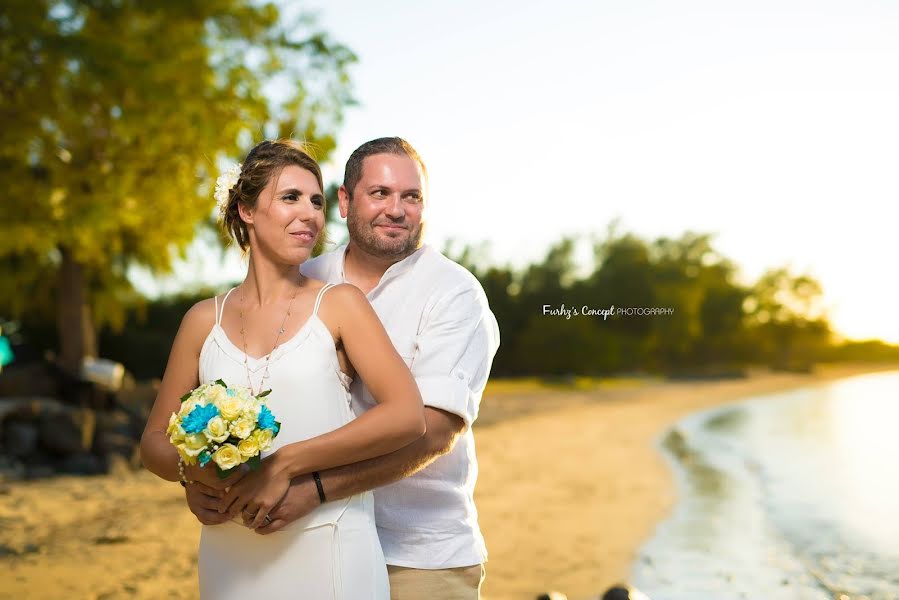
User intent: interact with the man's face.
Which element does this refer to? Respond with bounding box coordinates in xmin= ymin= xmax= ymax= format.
xmin=340 ymin=153 xmax=426 ymax=260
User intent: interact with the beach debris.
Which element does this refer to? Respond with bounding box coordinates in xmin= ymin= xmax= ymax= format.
xmin=93 ymin=534 xmax=130 ymax=545
xmin=601 ymin=584 xmax=650 ymax=600
xmin=536 ymin=585 xmax=651 ymax=600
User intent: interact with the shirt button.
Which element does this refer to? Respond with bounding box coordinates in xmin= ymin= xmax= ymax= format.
xmin=456 ymin=371 xmax=466 ymax=380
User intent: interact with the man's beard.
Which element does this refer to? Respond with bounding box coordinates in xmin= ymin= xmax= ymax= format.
xmin=347 ymin=206 xmax=424 ymax=259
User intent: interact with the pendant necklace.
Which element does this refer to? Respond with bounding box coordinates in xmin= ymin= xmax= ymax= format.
xmin=238 ymin=276 xmax=301 ymax=396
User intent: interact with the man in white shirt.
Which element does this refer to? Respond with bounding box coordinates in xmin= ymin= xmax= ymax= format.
xmin=185 ymin=137 xmax=499 ymax=599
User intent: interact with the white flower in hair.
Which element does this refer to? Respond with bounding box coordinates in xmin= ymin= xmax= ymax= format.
xmin=214 ymin=162 xmax=242 ymax=214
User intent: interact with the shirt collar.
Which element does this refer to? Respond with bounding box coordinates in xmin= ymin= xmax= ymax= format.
xmin=337 ymin=243 xmax=429 ymax=289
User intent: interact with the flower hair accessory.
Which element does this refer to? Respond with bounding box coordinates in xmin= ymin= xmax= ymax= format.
xmin=214 ymin=162 xmax=242 ymax=214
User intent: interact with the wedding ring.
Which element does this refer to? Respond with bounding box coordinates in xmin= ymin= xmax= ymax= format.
xmin=264 ymin=514 xmax=273 ymax=524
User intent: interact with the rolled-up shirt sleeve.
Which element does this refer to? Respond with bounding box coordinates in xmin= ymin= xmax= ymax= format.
xmin=411 ymin=284 xmax=500 ymax=429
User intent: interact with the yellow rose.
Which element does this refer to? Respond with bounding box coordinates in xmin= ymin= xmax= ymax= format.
xmin=167 ymin=418 xmax=186 ymax=444
xmin=206 ymin=384 xmax=228 ymax=405
xmin=178 ymin=397 xmax=200 ymax=417
xmin=253 ymin=428 xmax=274 ymax=451
xmin=217 ymin=394 xmax=244 ymax=420
xmin=246 ymin=398 xmax=263 ymax=418
xmin=229 ymin=417 xmax=255 ymax=440
xmin=237 ymin=436 xmax=259 ymax=458
xmin=212 ymin=444 xmax=242 ymax=471
xmin=203 ymin=416 xmax=230 ymax=443
xmin=181 ymin=432 xmax=208 ymax=457
xmin=176 ymin=444 xmax=197 ymax=466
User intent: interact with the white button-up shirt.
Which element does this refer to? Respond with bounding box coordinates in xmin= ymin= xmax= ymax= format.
xmin=301 ymin=243 xmax=500 ymax=568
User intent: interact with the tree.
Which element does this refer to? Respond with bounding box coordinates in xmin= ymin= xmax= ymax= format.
xmin=745 ymin=268 xmax=831 ymax=368
xmin=0 ymin=1 xmax=355 ymax=373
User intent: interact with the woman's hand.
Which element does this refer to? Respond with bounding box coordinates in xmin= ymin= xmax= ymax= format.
xmin=185 ymin=461 xmax=248 ymax=491
xmin=218 ymin=458 xmax=291 ymax=529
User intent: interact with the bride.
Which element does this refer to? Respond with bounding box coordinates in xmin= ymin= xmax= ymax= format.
xmin=140 ymin=139 xmax=425 ymax=598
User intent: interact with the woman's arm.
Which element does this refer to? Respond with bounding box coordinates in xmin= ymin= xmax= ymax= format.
xmin=139 ymin=299 xmax=244 ymax=490
xmin=269 ymin=283 xmax=427 ymax=479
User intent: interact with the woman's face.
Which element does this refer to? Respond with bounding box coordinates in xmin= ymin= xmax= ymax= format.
xmin=240 ymin=165 xmax=325 ymax=265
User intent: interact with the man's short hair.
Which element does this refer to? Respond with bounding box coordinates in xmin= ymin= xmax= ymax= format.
xmin=343 ymin=137 xmax=428 ymax=199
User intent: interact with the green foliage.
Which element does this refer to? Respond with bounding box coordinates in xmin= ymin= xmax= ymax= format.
xmin=444 ymin=226 xmax=863 ymax=377
xmin=0 ymin=1 xmax=355 ymax=369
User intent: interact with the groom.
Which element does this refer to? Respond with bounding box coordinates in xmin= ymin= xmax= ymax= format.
xmin=185 ymin=137 xmax=500 ymax=599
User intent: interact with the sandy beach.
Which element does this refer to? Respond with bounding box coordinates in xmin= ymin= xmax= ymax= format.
xmin=1 ymin=363 xmax=894 ymax=600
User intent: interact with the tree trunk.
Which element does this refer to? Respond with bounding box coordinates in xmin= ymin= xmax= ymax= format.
xmin=57 ymin=247 xmax=97 ymax=376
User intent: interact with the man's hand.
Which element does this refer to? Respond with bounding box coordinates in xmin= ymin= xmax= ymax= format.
xmin=184 ymin=481 xmax=232 ymax=526
xmin=218 ymin=458 xmax=293 ymax=529
xmin=249 ymin=475 xmax=319 ymax=535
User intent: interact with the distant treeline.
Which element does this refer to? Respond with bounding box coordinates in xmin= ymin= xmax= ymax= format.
xmin=18 ymin=228 xmax=897 ymax=381
xmin=446 ymin=229 xmax=899 ymax=377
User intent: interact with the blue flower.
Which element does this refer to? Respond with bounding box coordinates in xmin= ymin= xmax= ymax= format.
xmin=198 ymin=451 xmax=212 ymax=467
xmin=182 ymin=403 xmax=220 ymax=434
xmin=226 ymin=388 xmax=236 ymax=397
xmin=257 ymin=405 xmax=279 ymax=433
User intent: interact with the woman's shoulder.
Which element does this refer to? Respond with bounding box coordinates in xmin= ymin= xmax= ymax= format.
xmin=316 ymin=283 xmax=372 ymax=332
xmin=320 ymin=282 xmax=367 ymax=307
xmin=178 ymin=296 xmax=220 ymax=341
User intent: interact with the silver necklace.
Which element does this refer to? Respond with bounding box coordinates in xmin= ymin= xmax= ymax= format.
xmin=238 ymin=277 xmax=301 ymax=395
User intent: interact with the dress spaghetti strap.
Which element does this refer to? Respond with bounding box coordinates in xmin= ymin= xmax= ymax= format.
xmin=312 ymin=283 xmax=336 ymax=317
xmin=217 ymin=287 xmax=236 ymax=325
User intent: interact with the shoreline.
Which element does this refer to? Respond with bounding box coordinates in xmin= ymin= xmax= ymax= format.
xmin=474 ymin=363 xmax=899 ymax=600
xmin=1 ymin=363 xmax=896 ymax=599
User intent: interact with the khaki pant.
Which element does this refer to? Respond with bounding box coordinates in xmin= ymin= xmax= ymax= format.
xmin=387 ymin=564 xmax=485 ymax=600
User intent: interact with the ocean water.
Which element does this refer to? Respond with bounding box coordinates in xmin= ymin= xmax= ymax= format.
xmin=632 ymin=370 xmax=899 ymax=600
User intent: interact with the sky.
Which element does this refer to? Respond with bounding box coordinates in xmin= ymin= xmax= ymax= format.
xmin=134 ymin=0 xmax=899 ymax=342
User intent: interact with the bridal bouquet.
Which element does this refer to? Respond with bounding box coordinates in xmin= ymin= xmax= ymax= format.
xmin=167 ymin=379 xmax=281 ymax=478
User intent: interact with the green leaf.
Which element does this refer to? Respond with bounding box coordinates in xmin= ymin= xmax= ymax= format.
xmin=180 ymin=392 xmax=192 ymax=403
xmin=214 ymin=379 xmax=227 ymax=388
xmin=247 ymin=455 xmax=262 ymax=470
xmin=257 ymin=389 xmax=272 ymax=398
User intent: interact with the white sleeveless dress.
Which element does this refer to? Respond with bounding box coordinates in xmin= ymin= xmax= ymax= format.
xmin=196 ymin=283 xmax=390 ymax=599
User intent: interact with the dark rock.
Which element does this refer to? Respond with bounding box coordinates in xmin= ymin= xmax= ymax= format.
xmin=0 ymin=397 xmax=64 ymax=421
xmin=25 ymin=464 xmax=56 ymax=479
xmin=96 ymin=409 xmax=133 ymax=433
xmin=39 ymin=408 xmax=95 ymax=454
xmin=0 ymin=363 xmax=59 ymax=397
xmin=59 ymin=453 xmax=106 ymax=475
xmin=94 ymin=430 xmax=138 ymax=456
xmin=112 ymin=382 xmax=157 ymax=418
xmin=3 ymin=419 xmax=40 ymax=457
xmin=0 ymin=455 xmax=26 ymax=482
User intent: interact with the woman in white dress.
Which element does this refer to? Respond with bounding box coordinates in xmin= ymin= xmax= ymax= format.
xmin=139 ymin=140 xmax=425 ymax=599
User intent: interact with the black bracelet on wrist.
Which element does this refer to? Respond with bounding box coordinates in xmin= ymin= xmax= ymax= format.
xmin=312 ymin=471 xmax=326 ymax=504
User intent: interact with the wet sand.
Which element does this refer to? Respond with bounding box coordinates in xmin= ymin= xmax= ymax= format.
xmin=1 ymin=363 xmax=893 ymax=599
